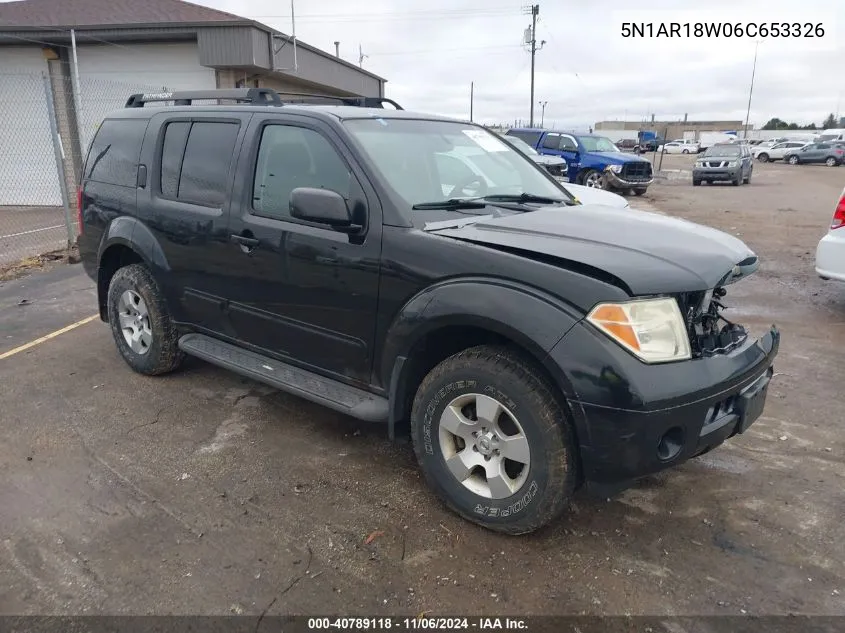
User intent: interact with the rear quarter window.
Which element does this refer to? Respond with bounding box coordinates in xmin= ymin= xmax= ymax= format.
xmin=83 ymin=119 xmax=148 ymax=187
xmin=506 ymin=130 xmax=543 ymax=147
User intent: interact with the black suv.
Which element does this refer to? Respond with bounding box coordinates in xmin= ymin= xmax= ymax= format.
xmin=78 ymin=89 xmax=779 ymax=534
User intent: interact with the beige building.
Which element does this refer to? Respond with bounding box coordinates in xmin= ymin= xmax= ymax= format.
xmin=595 ymin=119 xmax=745 ymax=140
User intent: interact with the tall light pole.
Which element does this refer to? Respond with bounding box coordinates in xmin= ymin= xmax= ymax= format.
xmin=470 ymin=81 xmax=474 ymax=122
xmin=539 ymin=101 xmax=548 ymax=127
xmin=743 ymin=40 xmax=759 ymax=140
xmin=524 ymin=4 xmax=545 ymax=127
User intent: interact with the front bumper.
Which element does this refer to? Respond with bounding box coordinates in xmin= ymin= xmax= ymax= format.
xmin=549 ymin=321 xmax=780 ymax=485
xmin=693 ymin=166 xmax=740 ymax=181
xmin=816 ymin=230 xmax=845 ymax=281
xmin=604 ymin=167 xmax=654 ymax=189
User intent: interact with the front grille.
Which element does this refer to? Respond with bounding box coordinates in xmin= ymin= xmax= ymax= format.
xmin=621 ymin=161 xmax=653 ymax=181
xmin=704 ymin=161 xmax=728 ymax=168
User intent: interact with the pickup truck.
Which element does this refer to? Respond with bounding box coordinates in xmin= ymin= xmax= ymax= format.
xmin=506 ymin=128 xmax=654 ymax=195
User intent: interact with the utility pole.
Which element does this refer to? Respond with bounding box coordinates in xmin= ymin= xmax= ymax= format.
xmin=470 ymin=82 xmax=474 ymax=122
xmin=538 ymin=100 xmax=547 ymax=127
xmin=743 ymin=40 xmax=759 ymax=140
xmin=358 ymin=44 xmax=368 ymax=68
xmin=523 ymin=4 xmax=544 ymax=127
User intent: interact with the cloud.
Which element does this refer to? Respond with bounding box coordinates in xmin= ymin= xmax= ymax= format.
xmin=205 ymin=0 xmax=845 ymax=128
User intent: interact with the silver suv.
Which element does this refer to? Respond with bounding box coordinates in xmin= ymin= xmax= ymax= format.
xmin=693 ymin=143 xmax=753 ymax=186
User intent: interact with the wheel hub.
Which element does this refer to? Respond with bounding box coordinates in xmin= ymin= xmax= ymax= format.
xmin=474 ymin=431 xmax=499 ymax=458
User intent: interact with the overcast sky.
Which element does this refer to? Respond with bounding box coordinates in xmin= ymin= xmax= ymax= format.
xmin=208 ymin=0 xmax=841 ymax=129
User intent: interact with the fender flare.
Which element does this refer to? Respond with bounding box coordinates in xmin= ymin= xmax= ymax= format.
xmin=382 ymin=278 xmax=584 ymax=439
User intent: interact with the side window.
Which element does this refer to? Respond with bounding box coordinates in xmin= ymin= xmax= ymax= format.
xmin=252 ymin=125 xmax=352 ymax=220
xmin=177 ymin=122 xmax=239 ymax=206
xmin=541 ymin=134 xmax=560 ymax=150
xmin=507 ymin=130 xmax=542 ymax=147
xmin=160 ymin=121 xmax=190 ymax=198
xmin=559 ymin=135 xmax=578 ymax=151
xmin=84 ymin=119 xmax=148 ymax=187
xmin=817 ymin=143 xmax=831 ymax=150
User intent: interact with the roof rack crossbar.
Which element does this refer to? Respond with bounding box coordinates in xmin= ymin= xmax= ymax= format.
xmin=125 ymin=88 xmax=283 ymax=108
xmin=124 ymin=88 xmax=403 ymax=110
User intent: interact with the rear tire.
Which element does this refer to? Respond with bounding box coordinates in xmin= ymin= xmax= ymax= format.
xmin=107 ymin=264 xmax=185 ymax=376
xmin=788 ymin=155 xmax=799 ymax=165
xmin=410 ymin=345 xmax=577 ymax=534
xmin=826 ymin=157 xmax=838 ymax=167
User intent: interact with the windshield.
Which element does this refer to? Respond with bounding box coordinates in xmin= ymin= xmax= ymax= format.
xmin=501 ymin=135 xmax=539 ymax=156
xmin=704 ymin=145 xmax=741 ymax=156
xmin=344 ymin=119 xmax=572 ymax=209
xmin=575 ymin=135 xmax=619 ymax=152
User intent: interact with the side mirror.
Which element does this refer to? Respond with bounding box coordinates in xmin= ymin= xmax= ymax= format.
xmin=290 ymin=187 xmax=358 ymax=230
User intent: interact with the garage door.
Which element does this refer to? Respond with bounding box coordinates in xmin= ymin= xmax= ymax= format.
xmin=75 ymin=42 xmax=216 ymax=150
xmin=0 ymin=47 xmax=62 ymax=206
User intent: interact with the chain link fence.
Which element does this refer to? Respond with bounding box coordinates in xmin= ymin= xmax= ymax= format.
xmin=0 ymin=71 xmax=168 ymax=267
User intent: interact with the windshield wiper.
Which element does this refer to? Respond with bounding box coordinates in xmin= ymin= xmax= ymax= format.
xmin=480 ymin=193 xmax=569 ymax=205
xmin=412 ymin=198 xmax=489 ymax=210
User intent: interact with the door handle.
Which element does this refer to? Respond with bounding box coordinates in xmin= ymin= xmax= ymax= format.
xmin=230 ymin=234 xmax=260 ymax=252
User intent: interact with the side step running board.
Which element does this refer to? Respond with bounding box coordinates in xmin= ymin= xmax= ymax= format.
xmin=178 ymin=333 xmax=389 ymax=423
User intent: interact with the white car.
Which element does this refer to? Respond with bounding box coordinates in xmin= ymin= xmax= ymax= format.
xmin=815 ymin=187 xmax=845 ymax=282
xmin=753 ymin=141 xmax=809 ymax=163
xmin=659 ymin=141 xmax=699 ymax=154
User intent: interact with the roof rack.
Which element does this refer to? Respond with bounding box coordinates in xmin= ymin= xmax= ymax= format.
xmin=124 ymin=88 xmax=403 ymax=110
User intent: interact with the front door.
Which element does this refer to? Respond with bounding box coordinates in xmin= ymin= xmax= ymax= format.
xmin=224 ymin=115 xmax=383 ymax=385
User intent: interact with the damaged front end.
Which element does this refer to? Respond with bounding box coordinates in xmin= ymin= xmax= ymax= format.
xmin=678 ymin=287 xmax=748 ymax=358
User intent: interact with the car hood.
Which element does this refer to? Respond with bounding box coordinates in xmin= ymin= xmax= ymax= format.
xmin=563 ymin=183 xmax=629 ymax=208
xmin=426 ymin=205 xmax=758 ymax=295
xmin=531 ymin=154 xmax=566 ymax=166
xmin=590 ymin=152 xmax=650 ymax=165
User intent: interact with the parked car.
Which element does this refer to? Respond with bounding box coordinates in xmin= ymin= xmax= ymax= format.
xmin=753 ymin=141 xmax=809 ymax=162
xmin=816 ymin=187 xmax=845 ymax=282
xmin=506 ymin=128 xmax=654 ymax=195
xmin=497 ymin=133 xmax=567 ymax=179
xmin=615 ymin=139 xmax=639 ymax=151
xmin=693 ymin=143 xmax=753 ymax=186
xmin=783 ymin=143 xmax=844 ymax=167
xmin=499 ymin=135 xmax=629 ymax=208
xmin=698 ymin=131 xmax=738 ymax=150
xmin=659 ymin=141 xmax=699 ymax=154
xmin=78 ymin=88 xmax=779 ymax=534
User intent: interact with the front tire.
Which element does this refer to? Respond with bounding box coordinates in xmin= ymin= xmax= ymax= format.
xmin=410 ymin=345 xmax=577 ymax=534
xmin=788 ymin=155 xmax=799 ymax=165
xmin=682 ymin=148 xmax=690 ymax=154
xmin=579 ymin=169 xmax=605 ymax=189
xmin=633 ymin=188 xmax=647 ymax=196
xmin=107 ymin=264 xmax=185 ymax=376
xmin=757 ymin=153 xmax=769 ymax=162
xmin=692 ymin=178 xmax=701 ymax=186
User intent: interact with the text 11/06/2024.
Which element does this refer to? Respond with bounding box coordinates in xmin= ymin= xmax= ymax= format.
xmin=621 ymin=21 xmax=826 ymax=38
xmin=308 ymin=618 xmax=527 ymax=631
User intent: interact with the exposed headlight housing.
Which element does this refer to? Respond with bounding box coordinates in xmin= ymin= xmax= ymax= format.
xmin=586 ymin=298 xmax=691 ymax=363
xmin=608 ymin=164 xmax=623 ymax=173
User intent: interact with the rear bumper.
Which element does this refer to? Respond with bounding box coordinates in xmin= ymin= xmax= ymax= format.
xmin=550 ymin=321 xmax=780 ymax=485
xmin=816 ymin=231 xmax=845 ymax=281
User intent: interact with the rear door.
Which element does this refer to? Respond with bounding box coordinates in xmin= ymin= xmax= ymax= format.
xmin=137 ymin=112 xmax=251 ymax=334
xmin=223 ymin=113 xmax=383 ymax=385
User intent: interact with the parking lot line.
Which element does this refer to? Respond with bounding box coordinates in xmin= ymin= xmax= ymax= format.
xmin=0 ymin=314 xmax=99 ymax=360
xmin=0 ymin=224 xmax=65 ymax=240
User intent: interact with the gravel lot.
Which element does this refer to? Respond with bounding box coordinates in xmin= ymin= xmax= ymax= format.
xmin=1 ymin=156 xmax=843 ymax=617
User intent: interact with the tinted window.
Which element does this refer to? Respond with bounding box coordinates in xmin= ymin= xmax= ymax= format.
xmin=541 ymin=134 xmax=561 ymax=150
xmin=506 ymin=130 xmax=543 ymax=147
xmin=252 ymin=125 xmax=352 ymax=220
xmin=160 ymin=121 xmax=190 ymax=198
xmin=559 ymin=136 xmax=578 ymax=151
xmin=704 ymin=145 xmax=741 ymax=156
xmin=177 ymin=122 xmax=239 ymax=206
xmin=576 ymin=136 xmax=618 ymax=152
xmin=84 ymin=119 xmax=148 ymax=187
xmin=817 ymin=143 xmax=831 ymax=149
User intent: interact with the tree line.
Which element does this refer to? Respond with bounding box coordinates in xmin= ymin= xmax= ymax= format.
xmin=762 ymin=113 xmax=839 ymax=130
